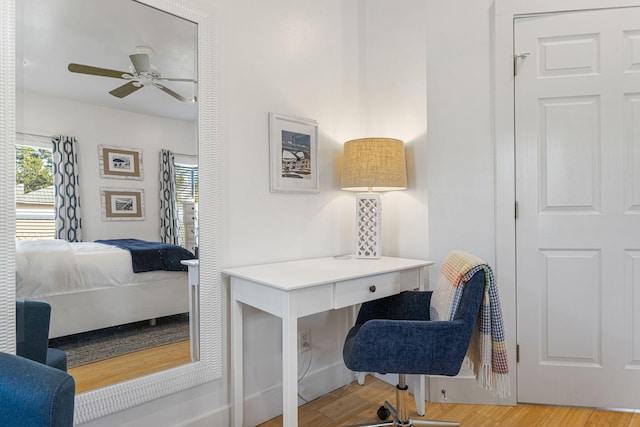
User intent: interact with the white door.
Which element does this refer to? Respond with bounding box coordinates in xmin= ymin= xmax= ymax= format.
xmin=515 ymin=7 xmax=640 ymax=408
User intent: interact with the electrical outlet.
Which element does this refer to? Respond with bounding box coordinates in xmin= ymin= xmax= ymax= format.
xmin=298 ymin=329 xmax=311 ymax=353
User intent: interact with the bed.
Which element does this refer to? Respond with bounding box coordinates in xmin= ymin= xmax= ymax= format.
xmin=16 ymin=239 xmax=195 ymax=338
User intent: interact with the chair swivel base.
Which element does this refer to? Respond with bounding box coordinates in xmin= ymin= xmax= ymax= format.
xmin=344 ymin=383 xmax=459 ymax=427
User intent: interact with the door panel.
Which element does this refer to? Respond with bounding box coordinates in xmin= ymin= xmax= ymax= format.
xmin=516 ymin=7 xmax=640 ymax=408
xmin=539 ymin=250 xmax=601 ymax=366
xmin=539 ymin=96 xmax=601 ymax=211
xmin=626 ymin=94 xmax=640 ymax=211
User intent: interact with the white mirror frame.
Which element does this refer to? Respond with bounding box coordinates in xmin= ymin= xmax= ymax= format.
xmin=0 ymin=0 xmax=222 ymax=423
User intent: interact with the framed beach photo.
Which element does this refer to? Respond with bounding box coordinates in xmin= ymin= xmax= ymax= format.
xmin=269 ymin=113 xmax=319 ymax=193
xmin=101 ymin=188 xmax=145 ymax=221
xmin=99 ymin=145 xmax=143 ymax=180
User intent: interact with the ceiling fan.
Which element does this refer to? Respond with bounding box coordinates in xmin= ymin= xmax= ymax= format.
xmin=67 ymin=46 xmax=197 ymax=103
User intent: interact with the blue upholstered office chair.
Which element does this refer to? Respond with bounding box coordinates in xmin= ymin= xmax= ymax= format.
xmin=16 ymin=300 xmax=68 ymax=371
xmin=342 ymin=269 xmax=485 ymax=427
xmin=0 ymin=352 xmax=75 ymax=427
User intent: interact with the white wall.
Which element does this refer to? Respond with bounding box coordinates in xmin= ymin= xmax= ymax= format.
xmin=220 ymin=0 xmax=360 ymax=266
xmin=359 ymin=0 xmax=429 ymax=261
xmin=424 ymin=0 xmax=495 ymax=269
xmin=18 ymin=91 xmax=197 ymax=242
xmin=424 ymin=0 xmax=515 ymax=405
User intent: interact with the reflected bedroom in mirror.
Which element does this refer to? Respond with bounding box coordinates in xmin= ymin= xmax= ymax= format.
xmin=15 ymin=0 xmax=199 ymax=394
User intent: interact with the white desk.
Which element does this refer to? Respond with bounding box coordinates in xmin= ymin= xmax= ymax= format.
xmin=223 ymin=256 xmax=433 ymax=427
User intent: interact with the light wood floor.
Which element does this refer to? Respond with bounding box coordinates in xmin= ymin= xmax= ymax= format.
xmin=69 ymin=339 xmax=191 ymax=393
xmin=70 ymin=347 xmax=640 ymax=426
xmin=258 ymin=376 xmax=640 ymax=427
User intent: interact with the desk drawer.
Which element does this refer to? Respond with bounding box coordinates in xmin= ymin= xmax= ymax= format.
xmin=334 ymin=269 xmax=419 ymax=309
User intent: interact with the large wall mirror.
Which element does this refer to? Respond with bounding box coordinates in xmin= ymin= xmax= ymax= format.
xmin=2 ymin=0 xmax=221 ymax=423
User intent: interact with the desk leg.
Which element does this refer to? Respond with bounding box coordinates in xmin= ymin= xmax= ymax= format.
xmin=189 ymin=283 xmax=200 ymax=361
xmin=231 ymin=286 xmax=244 ymax=427
xmin=282 ymin=312 xmax=298 ymax=427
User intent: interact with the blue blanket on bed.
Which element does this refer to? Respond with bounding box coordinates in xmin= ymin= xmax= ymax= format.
xmin=95 ymin=239 xmax=196 ymax=273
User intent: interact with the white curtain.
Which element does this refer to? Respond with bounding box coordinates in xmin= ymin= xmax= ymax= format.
xmin=159 ymin=149 xmax=180 ymax=244
xmin=52 ymin=135 xmax=83 ymax=242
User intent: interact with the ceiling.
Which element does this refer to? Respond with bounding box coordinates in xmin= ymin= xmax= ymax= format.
xmin=18 ymin=0 xmax=198 ymax=121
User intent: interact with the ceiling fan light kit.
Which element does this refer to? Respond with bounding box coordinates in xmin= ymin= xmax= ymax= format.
xmin=67 ymin=45 xmax=197 ymax=102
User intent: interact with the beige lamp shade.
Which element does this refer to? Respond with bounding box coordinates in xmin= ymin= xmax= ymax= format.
xmin=341 ymin=137 xmax=408 ymax=191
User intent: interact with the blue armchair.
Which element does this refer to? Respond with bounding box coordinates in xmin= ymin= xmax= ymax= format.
xmin=16 ymin=300 xmax=68 ymax=371
xmin=0 ymin=352 xmax=75 ymax=427
xmin=342 ymin=270 xmax=485 ymax=426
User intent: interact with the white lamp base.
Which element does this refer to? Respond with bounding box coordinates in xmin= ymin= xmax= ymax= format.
xmin=355 ymin=193 xmax=381 ymax=259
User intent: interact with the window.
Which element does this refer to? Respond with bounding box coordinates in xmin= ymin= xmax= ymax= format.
xmin=16 ymin=144 xmax=55 ymax=240
xmin=174 ymin=162 xmax=198 ymax=249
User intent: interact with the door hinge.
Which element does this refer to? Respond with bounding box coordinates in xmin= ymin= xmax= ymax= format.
xmin=515 ymin=201 xmax=519 ymax=219
xmin=513 ymin=52 xmax=530 ymax=76
xmin=516 ymin=344 xmax=520 ymax=363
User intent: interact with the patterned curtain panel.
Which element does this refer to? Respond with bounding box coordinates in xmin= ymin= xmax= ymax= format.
xmin=52 ymin=136 xmax=83 ymax=242
xmin=159 ymin=149 xmax=180 ymax=244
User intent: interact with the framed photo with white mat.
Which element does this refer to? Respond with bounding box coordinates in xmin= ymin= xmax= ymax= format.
xmin=269 ymin=113 xmax=319 ymax=193
xmin=101 ymin=187 xmax=145 ymax=221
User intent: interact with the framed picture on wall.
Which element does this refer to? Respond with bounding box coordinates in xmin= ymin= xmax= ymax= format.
xmin=101 ymin=188 xmax=145 ymax=221
xmin=98 ymin=145 xmax=144 ymax=180
xmin=269 ymin=113 xmax=319 ymax=193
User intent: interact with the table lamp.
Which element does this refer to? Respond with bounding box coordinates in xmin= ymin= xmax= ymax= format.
xmin=341 ymin=137 xmax=407 ymax=259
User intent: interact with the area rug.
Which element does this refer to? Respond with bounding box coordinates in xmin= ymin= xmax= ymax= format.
xmin=49 ymin=313 xmax=190 ymax=368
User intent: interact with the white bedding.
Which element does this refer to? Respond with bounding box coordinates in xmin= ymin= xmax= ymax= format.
xmin=16 ymin=239 xmax=187 ymax=298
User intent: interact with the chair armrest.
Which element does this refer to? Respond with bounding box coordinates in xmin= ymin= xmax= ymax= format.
xmin=356 ymin=291 xmax=433 ymax=324
xmin=343 ymin=318 xmax=472 ymax=376
xmin=16 ymin=300 xmax=51 ymax=365
xmin=0 ymin=352 xmax=75 ymax=427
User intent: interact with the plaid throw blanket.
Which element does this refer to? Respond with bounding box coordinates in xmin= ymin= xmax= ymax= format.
xmin=430 ymin=250 xmax=510 ymax=398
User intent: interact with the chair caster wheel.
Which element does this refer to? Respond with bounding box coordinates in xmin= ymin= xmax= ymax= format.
xmin=377 ymin=405 xmax=390 ymax=420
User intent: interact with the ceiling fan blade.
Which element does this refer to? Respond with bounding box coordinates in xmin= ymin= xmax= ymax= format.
xmin=109 ymin=81 xmax=143 ymax=98
xmin=68 ymin=63 xmax=130 ymax=79
xmin=129 ymin=53 xmax=151 ymax=74
xmin=157 ymin=77 xmax=197 ymax=83
xmin=153 ymin=82 xmax=196 ymax=103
